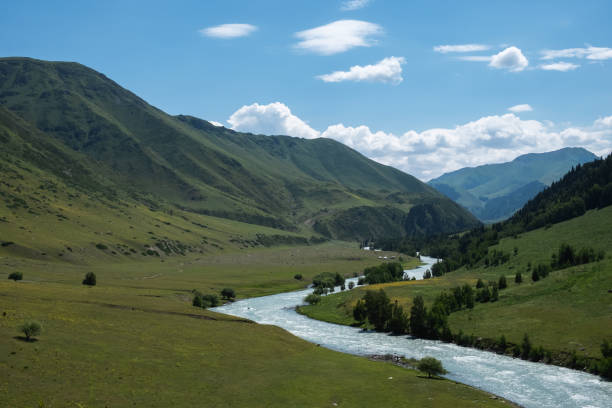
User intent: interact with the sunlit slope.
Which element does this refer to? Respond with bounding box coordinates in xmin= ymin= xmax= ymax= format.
xmin=0 ymin=57 xmax=479 ymax=240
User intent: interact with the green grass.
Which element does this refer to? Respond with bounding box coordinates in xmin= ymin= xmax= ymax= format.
xmin=0 ymin=248 xmax=511 ymax=407
xmin=301 ymin=207 xmax=612 ymax=358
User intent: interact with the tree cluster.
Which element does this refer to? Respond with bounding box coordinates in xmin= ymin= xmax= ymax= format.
xmin=312 ymin=272 xmax=345 ymax=295
xmin=363 ymin=262 xmax=404 ymax=284
xmin=192 ymin=290 xmax=219 ymax=308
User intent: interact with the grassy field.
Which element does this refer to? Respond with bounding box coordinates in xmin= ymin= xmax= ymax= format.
xmin=300 ymin=207 xmax=612 ymax=358
xmin=0 ymin=244 xmax=514 ymax=408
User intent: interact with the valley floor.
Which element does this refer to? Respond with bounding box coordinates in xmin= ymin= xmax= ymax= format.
xmin=0 ymin=243 xmax=510 ymax=407
xmin=299 ymin=207 xmax=612 ymax=366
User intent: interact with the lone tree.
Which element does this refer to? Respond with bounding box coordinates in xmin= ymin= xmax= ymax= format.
xmin=353 ymin=299 xmax=367 ymax=325
xmin=20 ymin=321 xmax=42 ymax=341
xmin=82 ymin=272 xmax=96 ymax=286
xmin=221 ymin=288 xmax=236 ymax=300
xmin=8 ymin=272 xmax=23 ymax=281
xmin=417 ymin=356 xmax=447 ymax=378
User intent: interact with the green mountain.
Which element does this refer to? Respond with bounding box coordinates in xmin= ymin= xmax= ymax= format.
xmin=428 ymin=148 xmax=598 ymax=223
xmin=0 ymin=57 xmax=479 ymax=255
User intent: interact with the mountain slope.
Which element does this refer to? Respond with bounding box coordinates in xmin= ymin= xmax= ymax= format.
xmin=429 ymin=148 xmax=598 ymax=222
xmin=0 ymin=57 xmax=479 ymax=245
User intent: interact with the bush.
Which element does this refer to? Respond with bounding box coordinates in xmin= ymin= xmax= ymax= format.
xmin=304 ymin=293 xmax=321 ymax=305
xmin=201 ymin=294 xmax=219 ymax=308
xmin=82 ymin=272 xmax=96 ymax=286
xmin=476 ymin=278 xmax=484 ymax=288
xmin=294 ymin=274 xmax=302 ymax=280
xmin=193 ymin=294 xmax=203 ymax=307
xmin=8 ymin=272 xmax=23 ymax=281
xmin=515 ymin=272 xmax=522 ymax=284
xmin=20 ymin=320 xmax=42 ymax=341
xmin=221 ymin=288 xmax=235 ymax=300
xmin=348 ymin=281 xmax=355 ymax=290
xmin=498 ymin=275 xmax=507 ymax=289
xmin=417 ymin=357 xmax=447 ymax=378
xmin=95 ymin=243 xmax=108 ymax=250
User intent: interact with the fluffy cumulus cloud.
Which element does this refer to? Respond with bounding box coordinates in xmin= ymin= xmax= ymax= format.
xmin=433 ymin=44 xmax=490 ymax=53
xmin=539 ymin=62 xmax=580 ymax=72
xmin=226 ymin=103 xmax=612 ymax=180
xmin=341 ymin=0 xmax=371 ymax=11
xmin=317 ymin=56 xmax=405 ymax=84
xmin=541 ymin=46 xmax=612 ymax=61
xmin=508 ymin=104 xmax=533 ymax=113
xmin=489 ymin=46 xmax=529 ymax=72
xmin=294 ymin=20 xmax=382 ymax=55
xmin=199 ymin=23 xmax=257 ymax=39
xmin=227 ymin=102 xmax=320 ymax=139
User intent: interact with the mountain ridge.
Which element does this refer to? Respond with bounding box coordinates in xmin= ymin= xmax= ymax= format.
xmin=0 ymin=57 xmax=479 ymax=249
xmin=428 ymin=147 xmax=598 ymax=222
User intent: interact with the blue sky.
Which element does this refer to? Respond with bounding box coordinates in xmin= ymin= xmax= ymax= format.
xmin=2 ymin=0 xmax=611 ymax=179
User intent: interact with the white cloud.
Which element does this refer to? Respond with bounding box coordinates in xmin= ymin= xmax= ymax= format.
xmin=227 ymin=102 xmax=320 ymax=139
xmin=508 ymin=104 xmax=533 ymax=113
xmin=317 ymin=56 xmax=405 ymax=84
xmin=209 ymin=120 xmax=224 ymax=127
xmin=341 ymin=0 xmax=371 ymax=11
xmin=541 ymin=46 xmax=612 ymax=61
xmin=489 ymin=46 xmax=529 ymax=72
xmin=595 ymin=115 xmax=612 ymax=128
xmin=294 ymin=20 xmax=382 ymax=55
xmin=434 ymin=44 xmax=490 ymax=53
xmin=539 ymin=62 xmax=580 ymax=72
xmin=459 ymin=55 xmax=493 ymax=62
xmin=199 ymin=23 xmax=257 ymax=39
xmin=227 ymin=103 xmax=612 ymax=180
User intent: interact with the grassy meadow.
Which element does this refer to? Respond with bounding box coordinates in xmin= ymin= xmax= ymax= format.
xmin=300 ymin=206 xmax=612 ymax=358
xmin=0 ymin=239 xmax=517 ymax=407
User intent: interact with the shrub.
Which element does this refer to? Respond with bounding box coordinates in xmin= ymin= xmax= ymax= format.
xmin=304 ymin=293 xmax=321 ymax=305
xmin=294 ymin=274 xmax=302 ymax=280
xmin=515 ymin=272 xmax=522 ymax=284
xmin=476 ymin=278 xmax=484 ymax=288
xmin=417 ymin=357 xmax=447 ymax=378
xmin=95 ymin=243 xmax=108 ymax=250
xmin=201 ymin=294 xmax=219 ymax=308
xmin=82 ymin=272 xmax=96 ymax=286
xmin=423 ymin=270 xmax=432 ymax=279
xmin=340 ymin=284 xmax=346 ymax=291
xmin=192 ymin=294 xmax=203 ymax=307
xmin=221 ymin=288 xmax=235 ymax=300
xmin=348 ymin=281 xmax=355 ymax=290
xmin=8 ymin=272 xmax=23 ymax=281
xmin=20 ymin=320 xmax=42 ymax=341
xmin=521 ymin=333 xmax=532 ymax=359
xmin=498 ymin=275 xmax=507 ymax=289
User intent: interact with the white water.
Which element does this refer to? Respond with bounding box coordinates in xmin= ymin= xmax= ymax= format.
xmin=213 ymin=256 xmax=611 ymax=408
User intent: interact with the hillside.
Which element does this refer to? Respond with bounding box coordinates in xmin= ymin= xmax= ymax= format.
xmin=300 ymin=206 xmax=612 ymax=372
xmin=0 ymin=57 xmax=478 ymax=249
xmin=301 ymin=155 xmax=612 ymax=378
xmin=429 ymin=148 xmax=597 ymax=222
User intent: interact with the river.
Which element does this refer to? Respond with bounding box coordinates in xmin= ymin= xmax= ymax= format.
xmin=212 ymin=256 xmax=611 ymax=408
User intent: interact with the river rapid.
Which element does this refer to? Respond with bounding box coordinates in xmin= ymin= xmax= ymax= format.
xmin=212 ymin=256 xmax=611 ymax=408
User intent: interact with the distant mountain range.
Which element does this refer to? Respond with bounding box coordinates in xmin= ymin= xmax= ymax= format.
xmin=428 ymin=148 xmax=598 ymax=223
xmin=0 ymin=57 xmax=479 ymax=250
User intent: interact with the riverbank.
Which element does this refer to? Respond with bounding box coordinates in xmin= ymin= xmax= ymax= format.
xmin=213 ymin=259 xmax=612 ymax=408
xmin=369 ymin=354 xmax=523 ymax=408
